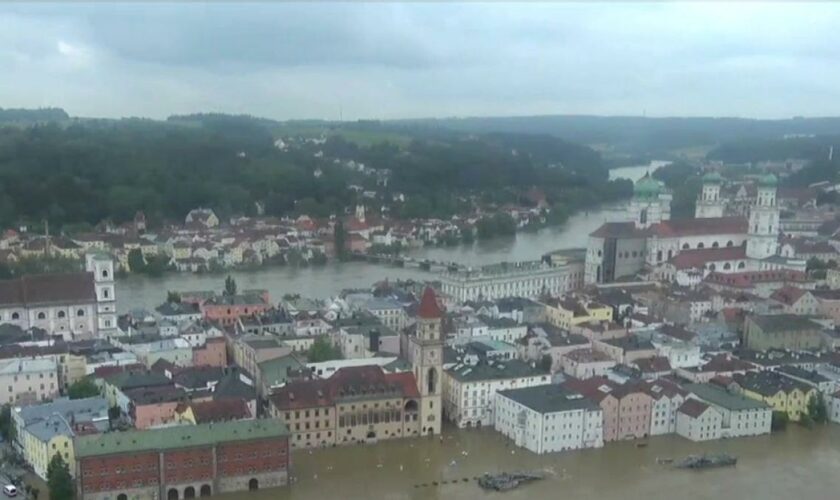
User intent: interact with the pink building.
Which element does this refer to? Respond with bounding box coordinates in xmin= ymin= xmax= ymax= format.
xmin=201 ymin=292 xmax=271 ymax=327
xmin=193 ymin=337 xmax=228 ymax=367
xmin=563 ymin=377 xmax=653 ymax=442
xmin=126 ymin=386 xmax=189 ymax=429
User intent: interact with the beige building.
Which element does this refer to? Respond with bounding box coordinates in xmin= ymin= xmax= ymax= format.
xmin=0 ymin=357 xmax=59 ymax=405
xmin=743 ymin=314 xmax=825 ymax=351
xmin=232 ymin=335 xmax=291 ymax=378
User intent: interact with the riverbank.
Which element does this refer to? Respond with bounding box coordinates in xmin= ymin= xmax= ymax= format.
xmin=216 ymin=424 xmax=840 ymax=500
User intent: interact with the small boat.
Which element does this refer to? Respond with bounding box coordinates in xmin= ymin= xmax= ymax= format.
xmin=635 ymin=442 xmax=648 ymax=448
xmin=477 ymin=471 xmax=546 ymax=492
xmin=656 ymin=457 xmax=674 ymax=465
xmin=674 ymin=453 xmax=737 ymax=470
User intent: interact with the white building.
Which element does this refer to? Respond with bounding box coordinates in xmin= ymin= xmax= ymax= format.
xmin=480 ymin=316 xmax=529 ymax=344
xmin=686 ymin=383 xmax=772 ymax=438
xmin=0 ymin=253 xmax=115 ymax=339
xmin=586 ymin=173 xmax=802 ymax=285
xmin=443 ymin=360 xmax=549 ymax=428
xmin=830 ymin=390 xmax=840 ymax=424
xmin=676 ymin=399 xmax=722 ymax=442
xmin=0 ymin=357 xmax=59 ymax=405
xmin=695 ymin=172 xmax=725 ymax=218
xmin=441 ymin=253 xmax=585 ymax=303
xmin=495 ymin=384 xmax=604 ymax=455
xmin=644 ymin=379 xmax=688 ymax=436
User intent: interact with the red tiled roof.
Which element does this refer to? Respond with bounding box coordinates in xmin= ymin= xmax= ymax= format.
xmin=590 ymin=222 xmax=647 ymax=239
xmin=0 ymin=272 xmax=96 ymax=307
xmin=649 ymin=216 xmax=747 ymax=237
xmin=418 ymin=287 xmax=443 ymax=319
xmin=769 ymin=285 xmax=808 ymax=306
xmin=633 ymin=356 xmax=672 ymax=374
xmin=668 ymin=246 xmax=746 ymax=270
xmin=705 ymin=270 xmax=810 ymax=289
xmin=678 ymin=399 xmax=710 ymax=418
xmin=188 ymin=398 xmax=251 ymax=423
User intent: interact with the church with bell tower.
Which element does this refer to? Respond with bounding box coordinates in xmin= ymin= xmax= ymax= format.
xmin=409 ymin=287 xmax=444 ymax=435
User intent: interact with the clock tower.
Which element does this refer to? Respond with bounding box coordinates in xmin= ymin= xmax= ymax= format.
xmin=411 ymin=287 xmax=444 ymax=435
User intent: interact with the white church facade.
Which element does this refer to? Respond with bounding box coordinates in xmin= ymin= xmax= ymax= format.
xmin=585 ymin=172 xmax=805 ymax=285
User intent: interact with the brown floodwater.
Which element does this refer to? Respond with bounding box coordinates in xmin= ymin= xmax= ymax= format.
xmin=218 ymin=425 xmax=840 ymax=500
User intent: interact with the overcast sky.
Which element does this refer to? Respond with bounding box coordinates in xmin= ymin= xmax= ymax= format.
xmin=1 ymin=2 xmax=838 ymax=120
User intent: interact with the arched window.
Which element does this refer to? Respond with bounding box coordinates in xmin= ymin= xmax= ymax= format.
xmin=738 ymin=262 xmax=746 ymax=269
xmin=11 ymin=312 xmax=19 ymax=320
xmin=200 ymin=485 xmax=212 ymax=497
xmin=57 ymin=311 xmax=66 ymax=319
xmin=102 ymin=269 xmax=109 ymax=279
xmin=723 ymin=263 xmax=732 ymax=270
xmin=77 ymin=309 xmax=85 ymax=317
xmin=682 ymin=243 xmax=690 ymax=250
xmin=726 ymin=241 xmax=734 ymax=247
xmin=709 ymin=263 xmax=716 ymax=271
xmin=118 ymin=495 xmax=128 ymax=500
xmin=184 ymin=486 xmax=196 ymax=499
xmin=697 ymin=242 xmax=705 ymax=249
xmin=712 ymin=241 xmax=719 ymax=248
xmin=37 ymin=312 xmax=46 ymax=320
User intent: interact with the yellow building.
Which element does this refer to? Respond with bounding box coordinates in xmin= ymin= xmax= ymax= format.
xmin=13 ymin=397 xmax=109 ymax=480
xmin=735 ymin=372 xmax=816 ymax=421
xmin=544 ymin=296 xmax=613 ymax=330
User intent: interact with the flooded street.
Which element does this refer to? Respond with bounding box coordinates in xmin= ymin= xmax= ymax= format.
xmin=220 ymin=425 xmax=840 ymax=500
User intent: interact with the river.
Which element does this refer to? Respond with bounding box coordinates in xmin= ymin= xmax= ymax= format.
xmin=116 ymin=162 xmax=667 ymax=312
xmin=218 ymin=425 xmax=840 ymax=500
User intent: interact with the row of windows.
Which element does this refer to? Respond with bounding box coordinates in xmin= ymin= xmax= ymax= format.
xmin=8 ymin=308 xmax=87 ymax=321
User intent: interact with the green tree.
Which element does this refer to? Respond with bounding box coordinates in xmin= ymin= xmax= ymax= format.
xmin=807 ymin=393 xmax=828 ymax=424
xmin=771 ymin=411 xmax=788 ymax=432
xmin=307 ymin=336 xmax=343 ymax=362
xmin=539 ymin=354 xmax=553 ymax=372
xmin=47 ymin=453 xmax=75 ymax=500
xmin=166 ymin=291 xmax=181 ymax=303
xmin=224 ymin=275 xmax=237 ymax=296
xmin=333 ymin=220 xmax=348 ymax=260
xmin=127 ymin=248 xmax=146 ymax=273
xmin=0 ymin=404 xmax=14 ymax=442
xmin=67 ymin=378 xmax=99 ymax=399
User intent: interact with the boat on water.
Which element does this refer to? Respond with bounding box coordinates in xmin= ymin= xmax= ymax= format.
xmin=477 ymin=471 xmax=546 ymax=492
xmin=674 ymin=453 xmax=737 ymax=470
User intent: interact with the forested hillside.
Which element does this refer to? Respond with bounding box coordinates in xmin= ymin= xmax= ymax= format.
xmin=0 ymin=113 xmax=629 ymax=230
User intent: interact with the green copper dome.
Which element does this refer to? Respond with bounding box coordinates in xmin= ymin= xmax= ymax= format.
xmin=634 ymin=173 xmax=661 ymax=198
xmin=758 ymin=173 xmax=778 ymax=187
xmin=702 ymin=171 xmax=724 ymax=184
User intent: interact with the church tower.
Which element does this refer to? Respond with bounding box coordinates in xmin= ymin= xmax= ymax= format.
xmin=85 ymin=252 xmax=117 ymax=337
xmin=695 ymin=172 xmax=725 ymax=218
xmin=410 ymin=287 xmax=444 ymax=436
xmin=629 ymin=173 xmax=669 ymax=228
xmin=746 ymin=174 xmax=779 ymax=260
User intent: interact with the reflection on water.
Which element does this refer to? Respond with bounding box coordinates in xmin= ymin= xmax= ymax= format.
xmin=117 ymin=162 xmax=665 ymax=311
xmin=217 ymin=425 xmax=840 ymax=500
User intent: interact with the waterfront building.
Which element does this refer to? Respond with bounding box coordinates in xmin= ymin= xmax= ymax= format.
xmin=563 ymin=377 xmax=653 ymax=442
xmin=0 ymin=253 xmax=116 ymax=339
xmin=409 ymin=287 xmax=445 ymax=436
xmin=743 ymin=314 xmax=825 ymax=351
xmin=519 ymin=323 xmax=590 ymax=373
xmin=0 ymin=357 xmax=59 ymax=405
xmin=74 ymin=419 xmax=289 ymax=500
xmin=685 ymin=383 xmax=772 ymax=438
xmin=201 ymin=291 xmax=271 ymax=327
xmin=442 ymin=359 xmax=549 ymax=428
xmin=586 ymin=173 xmax=805 ymax=285
xmin=830 ymin=390 xmax=840 ymax=424
xmin=440 ymin=253 xmax=585 ymax=303
xmin=642 ymin=379 xmax=687 ymax=436
xmin=676 ymin=399 xmax=722 ymax=442
xmin=267 ymin=365 xmax=422 ymax=449
xmin=733 ymin=371 xmax=817 ymax=422
xmin=13 ymin=396 xmax=109 ymax=479
xmin=494 ymin=384 xmax=603 ymax=455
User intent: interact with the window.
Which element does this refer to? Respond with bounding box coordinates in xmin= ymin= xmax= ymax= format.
xmin=57 ymin=311 xmax=66 ymax=319
xmin=11 ymin=312 xmax=19 ymax=320
xmin=77 ymin=309 xmax=85 ymax=317
xmin=37 ymin=312 xmax=46 ymax=320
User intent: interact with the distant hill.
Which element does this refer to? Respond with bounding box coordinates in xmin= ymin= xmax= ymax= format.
xmin=0 ymin=107 xmax=69 ymax=125
xmin=398 ymin=115 xmax=840 ymax=157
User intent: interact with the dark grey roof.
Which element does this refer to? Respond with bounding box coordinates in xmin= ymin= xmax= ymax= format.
xmin=748 ymin=314 xmax=823 ymax=333
xmin=498 ymin=384 xmax=599 ymax=414
xmin=446 ymin=359 xmax=547 ymax=383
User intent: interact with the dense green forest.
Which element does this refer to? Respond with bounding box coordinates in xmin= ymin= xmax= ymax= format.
xmin=0 ymin=111 xmax=631 ymax=230
xmin=653 ymin=162 xmax=701 ymax=218
xmin=707 ymin=135 xmax=838 ymax=164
